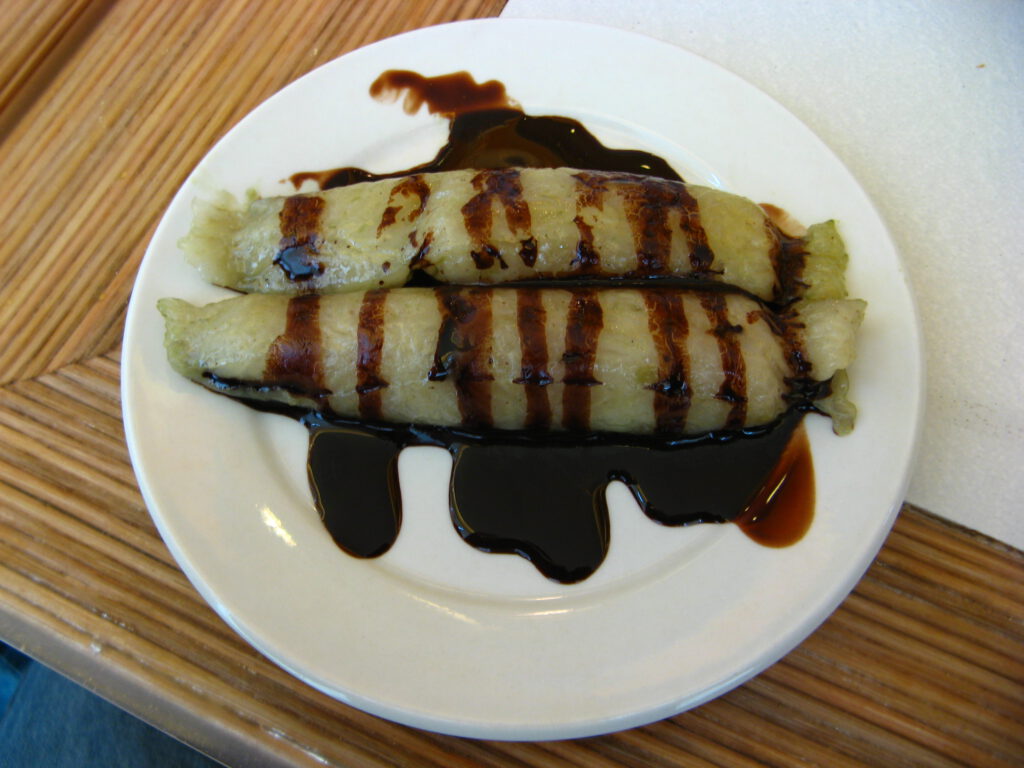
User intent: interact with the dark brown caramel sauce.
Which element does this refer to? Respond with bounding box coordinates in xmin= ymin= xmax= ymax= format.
xmin=371 ymin=69 xmax=514 ymax=118
xmin=462 ymin=168 xmax=531 ymax=269
xmin=514 ymin=288 xmax=553 ymax=430
xmin=355 ymin=289 xmax=389 ymax=421
xmin=643 ymin=290 xmax=691 ymax=432
xmin=264 ymin=295 xmax=329 ymax=400
xmin=260 ymin=70 xmax=821 ymax=583
xmin=307 ymin=425 xmax=402 ymax=558
xmin=760 ymin=203 xmax=807 ymax=239
xmin=376 ymin=174 xmax=430 ymax=237
xmin=700 ymin=291 xmax=748 ymax=429
xmin=289 ymin=71 xmax=681 ymax=190
xmin=276 ymin=197 xmax=326 ymax=281
xmin=431 ymin=287 xmax=495 ymax=429
xmin=560 ymin=289 xmax=603 ymax=431
xmin=452 ymin=411 xmax=812 ymax=582
xmin=734 ymin=420 xmax=814 ymax=546
xmin=300 ymin=409 xmax=812 ymax=583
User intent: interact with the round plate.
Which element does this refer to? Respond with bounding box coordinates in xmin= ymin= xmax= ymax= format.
xmin=122 ymin=19 xmax=922 ymax=740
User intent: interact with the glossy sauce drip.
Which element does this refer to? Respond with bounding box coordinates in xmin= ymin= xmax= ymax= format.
xmin=285 ymin=70 xmax=819 ymax=582
xmin=308 ymin=426 xmax=402 ymax=558
xmin=276 ymin=197 xmax=326 ymax=281
xmin=304 ymin=410 xmax=812 ymax=582
xmin=734 ymin=420 xmax=814 ymax=546
xmin=290 ymin=71 xmax=682 ymax=190
xmin=372 ymin=69 xmax=512 ymax=116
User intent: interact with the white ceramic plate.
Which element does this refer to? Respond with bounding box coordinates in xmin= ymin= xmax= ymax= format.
xmin=122 ymin=19 xmax=922 ymax=740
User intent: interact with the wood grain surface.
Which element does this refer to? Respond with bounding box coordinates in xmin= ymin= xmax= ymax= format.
xmin=0 ymin=1 xmax=1021 ymax=766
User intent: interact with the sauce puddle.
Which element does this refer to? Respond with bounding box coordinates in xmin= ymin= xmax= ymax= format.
xmin=286 ymin=70 xmax=817 ymax=583
xmin=303 ymin=411 xmax=812 ymax=584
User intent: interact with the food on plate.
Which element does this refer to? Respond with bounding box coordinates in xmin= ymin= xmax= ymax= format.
xmin=181 ymin=167 xmax=848 ymax=304
xmin=156 ymin=66 xmax=872 ymax=577
xmin=158 ymin=285 xmax=864 ymax=437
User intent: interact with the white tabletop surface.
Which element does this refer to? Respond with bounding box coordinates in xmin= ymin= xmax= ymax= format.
xmin=502 ymin=0 xmax=1024 ymax=549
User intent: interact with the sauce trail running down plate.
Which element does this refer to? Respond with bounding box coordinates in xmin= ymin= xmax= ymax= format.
xmin=122 ymin=19 xmax=921 ymax=740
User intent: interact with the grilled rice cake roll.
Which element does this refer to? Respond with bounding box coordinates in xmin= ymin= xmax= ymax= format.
xmin=182 ymin=168 xmax=849 ymax=303
xmin=159 ymin=287 xmax=864 ymax=436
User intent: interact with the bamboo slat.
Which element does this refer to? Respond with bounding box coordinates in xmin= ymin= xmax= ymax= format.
xmin=0 ymin=0 xmax=102 ymax=132
xmin=0 ymin=1 xmax=1020 ymax=766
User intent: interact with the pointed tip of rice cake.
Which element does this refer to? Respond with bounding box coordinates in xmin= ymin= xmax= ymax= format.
xmin=801 ymin=220 xmax=850 ymax=300
xmin=178 ymin=192 xmax=247 ymax=288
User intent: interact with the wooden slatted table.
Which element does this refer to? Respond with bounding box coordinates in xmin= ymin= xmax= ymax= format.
xmin=0 ymin=1 xmax=1021 ymax=765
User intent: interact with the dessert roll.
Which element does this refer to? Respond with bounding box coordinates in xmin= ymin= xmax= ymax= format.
xmin=182 ymin=168 xmax=849 ymax=303
xmin=159 ymin=286 xmax=864 ymax=436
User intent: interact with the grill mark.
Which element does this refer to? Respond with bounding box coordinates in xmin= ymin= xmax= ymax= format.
xmin=469 ymin=244 xmax=505 ymax=270
xmin=618 ymin=176 xmax=674 ymax=275
xmin=571 ymin=173 xmax=608 ymax=272
xmin=561 ymin=289 xmax=604 ymax=431
xmin=518 ymin=236 xmax=538 ymax=267
xmin=377 ymin=175 xmax=431 ymax=236
xmin=460 ymin=169 xmax=532 ymax=270
xmin=514 ymin=289 xmax=552 ymax=430
xmin=275 ymin=196 xmax=326 ymax=281
xmin=610 ymin=175 xmax=714 ymax=276
xmin=264 ymin=294 xmax=330 ymax=401
xmin=754 ymin=305 xmax=813 ymax=382
xmin=643 ymin=291 xmax=692 ymax=434
xmin=774 ymin=232 xmax=810 ymax=305
xmin=409 ymin=230 xmax=433 ymax=270
xmin=571 ymin=215 xmax=600 ymax=272
xmin=759 ymin=205 xmax=811 ymax=304
xmin=429 ymin=287 xmax=495 ymax=428
xmin=677 ymin=186 xmax=715 ymax=274
xmin=574 ymin=172 xmax=609 ymax=211
xmin=700 ymin=292 xmax=747 ymax=428
xmin=355 ymin=289 xmax=390 ymax=420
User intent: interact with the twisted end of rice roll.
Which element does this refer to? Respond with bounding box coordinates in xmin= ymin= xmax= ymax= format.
xmin=816 ymin=369 xmax=857 ymax=436
xmin=792 ymin=297 xmax=866 ymax=435
xmin=180 ymin=181 xmax=417 ymax=294
xmin=794 ymin=298 xmax=866 ymax=380
xmin=158 ymin=294 xmax=290 ymax=384
xmin=800 ymin=220 xmax=850 ymax=301
xmin=178 ymin=191 xmax=250 ymax=288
